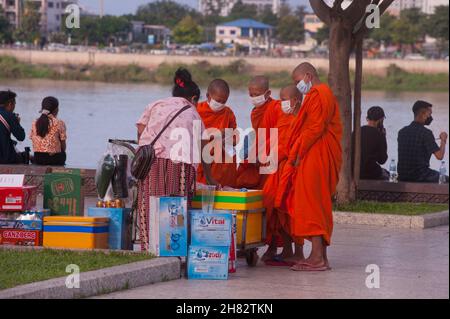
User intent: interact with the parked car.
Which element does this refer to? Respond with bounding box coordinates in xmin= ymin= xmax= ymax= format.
xmin=404 ymin=54 xmax=426 ymax=60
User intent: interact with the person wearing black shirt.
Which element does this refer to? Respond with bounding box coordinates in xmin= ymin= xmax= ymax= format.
xmin=357 ymin=106 xmax=389 ymax=180
xmin=398 ymin=100 xmax=448 ymax=183
xmin=0 ymin=90 xmax=26 ymax=164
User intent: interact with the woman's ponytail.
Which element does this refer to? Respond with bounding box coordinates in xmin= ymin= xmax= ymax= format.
xmin=36 ymin=96 xmax=59 ymax=138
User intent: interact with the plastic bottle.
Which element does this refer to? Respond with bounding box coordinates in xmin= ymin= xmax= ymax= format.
xmin=439 ymin=161 xmax=447 ymax=185
xmin=389 ymin=159 xmax=398 ymax=183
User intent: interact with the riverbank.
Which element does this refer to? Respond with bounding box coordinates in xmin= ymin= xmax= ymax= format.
xmin=1 ymin=56 xmax=448 ymax=92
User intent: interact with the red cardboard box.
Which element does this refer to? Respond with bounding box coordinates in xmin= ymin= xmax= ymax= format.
xmin=0 ymin=186 xmax=37 ymax=212
xmin=0 ymin=229 xmax=42 ymax=246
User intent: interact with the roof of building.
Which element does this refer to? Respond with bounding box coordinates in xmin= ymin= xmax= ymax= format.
xmin=218 ymin=19 xmax=273 ymax=29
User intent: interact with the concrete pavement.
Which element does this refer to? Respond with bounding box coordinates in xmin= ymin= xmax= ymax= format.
xmin=95 ymin=224 xmax=449 ymax=299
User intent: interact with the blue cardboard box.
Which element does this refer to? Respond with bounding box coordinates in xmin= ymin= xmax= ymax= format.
xmin=187 ymin=245 xmax=229 ymax=280
xmin=190 ymin=210 xmax=232 ymax=246
xmin=87 ymin=207 xmax=132 ymax=250
xmin=154 ymin=197 xmax=187 ymax=257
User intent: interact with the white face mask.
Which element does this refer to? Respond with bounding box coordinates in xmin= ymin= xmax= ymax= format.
xmin=281 ymin=100 xmax=294 ymax=114
xmin=250 ymin=92 xmax=268 ymax=107
xmin=208 ymin=98 xmax=226 ymax=112
xmin=296 ymin=75 xmax=312 ymax=95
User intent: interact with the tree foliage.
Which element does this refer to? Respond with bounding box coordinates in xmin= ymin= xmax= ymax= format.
xmin=135 ymin=0 xmax=200 ymax=28
xmin=173 ymin=15 xmax=204 ymax=44
xmin=0 ymin=7 xmax=13 ymax=43
xmin=14 ymin=1 xmax=41 ymax=43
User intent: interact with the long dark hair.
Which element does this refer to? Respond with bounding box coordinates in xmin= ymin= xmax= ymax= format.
xmin=36 ymin=96 xmax=59 ymax=138
xmin=172 ymin=68 xmax=200 ymax=104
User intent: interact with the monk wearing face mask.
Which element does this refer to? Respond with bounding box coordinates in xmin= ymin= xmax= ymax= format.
xmin=276 ymin=63 xmax=343 ymax=271
xmin=197 ymin=79 xmax=238 ymax=188
xmin=236 ymin=75 xmax=282 ymax=190
xmin=263 ymin=85 xmax=305 ymax=265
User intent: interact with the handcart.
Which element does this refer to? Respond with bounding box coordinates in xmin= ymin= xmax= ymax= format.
xmin=191 ymin=190 xmax=267 ymax=267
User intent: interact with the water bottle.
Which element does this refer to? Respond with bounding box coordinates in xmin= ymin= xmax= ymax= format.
xmin=439 ymin=161 xmax=447 ymax=185
xmin=389 ymin=159 xmax=398 ymax=183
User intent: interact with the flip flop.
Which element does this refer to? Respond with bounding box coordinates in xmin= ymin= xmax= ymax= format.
xmin=295 ymin=261 xmax=332 ymax=270
xmin=264 ymin=255 xmax=296 ymax=267
xmin=290 ymin=262 xmax=328 ymax=272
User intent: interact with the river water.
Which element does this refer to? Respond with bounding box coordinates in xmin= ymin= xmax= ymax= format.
xmin=1 ymin=79 xmax=448 ymax=172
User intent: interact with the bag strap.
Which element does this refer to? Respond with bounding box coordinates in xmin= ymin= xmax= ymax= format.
xmin=0 ymin=114 xmax=10 ymax=132
xmin=150 ymin=105 xmax=191 ymax=146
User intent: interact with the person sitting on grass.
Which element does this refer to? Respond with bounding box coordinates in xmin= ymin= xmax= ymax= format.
xmin=30 ymin=96 xmax=67 ymax=166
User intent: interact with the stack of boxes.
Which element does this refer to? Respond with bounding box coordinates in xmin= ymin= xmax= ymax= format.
xmin=0 ymin=174 xmax=41 ymax=246
xmin=187 ymin=210 xmax=233 ymax=280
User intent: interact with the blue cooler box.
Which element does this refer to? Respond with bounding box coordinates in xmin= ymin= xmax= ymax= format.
xmin=87 ymin=207 xmax=131 ymax=250
xmin=187 ymin=245 xmax=230 ymax=280
xmin=190 ymin=210 xmax=232 ymax=246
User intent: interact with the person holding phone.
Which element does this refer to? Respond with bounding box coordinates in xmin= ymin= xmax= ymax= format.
xmin=357 ymin=106 xmax=389 ymax=180
xmin=0 ymin=90 xmax=27 ymax=164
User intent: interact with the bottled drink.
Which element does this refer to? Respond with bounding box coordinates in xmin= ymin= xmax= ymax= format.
xmin=389 ymin=159 xmax=398 ymax=183
xmin=439 ymin=161 xmax=447 ymax=185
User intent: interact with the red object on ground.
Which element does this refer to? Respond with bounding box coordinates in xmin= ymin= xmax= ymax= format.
xmin=228 ymin=213 xmax=237 ymax=273
xmin=0 ymin=229 xmax=42 ymax=246
xmin=0 ymin=186 xmax=37 ymax=212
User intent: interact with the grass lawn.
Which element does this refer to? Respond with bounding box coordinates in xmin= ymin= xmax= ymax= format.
xmin=0 ymin=249 xmax=153 ymax=290
xmin=334 ymin=201 xmax=449 ymax=216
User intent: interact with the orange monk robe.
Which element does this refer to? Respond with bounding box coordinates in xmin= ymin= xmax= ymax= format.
xmin=236 ymin=98 xmax=282 ymax=189
xmin=196 ymin=101 xmax=238 ymax=188
xmin=262 ymin=110 xmax=295 ymax=245
xmin=275 ymin=83 xmax=342 ymax=245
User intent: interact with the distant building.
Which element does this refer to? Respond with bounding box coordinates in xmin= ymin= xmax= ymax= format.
xmin=131 ymin=21 xmax=171 ymax=45
xmin=0 ymin=0 xmax=78 ymax=34
xmin=199 ymin=0 xmax=285 ymax=17
xmin=215 ymin=18 xmax=273 ymax=50
xmin=304 ymin=13 xmax=323 ymax=33
xmin=386 ymin=0 xmax=448 ymax=15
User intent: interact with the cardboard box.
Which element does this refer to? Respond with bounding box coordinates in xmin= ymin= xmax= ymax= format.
xmin=190 ymin=210 xmax=232 ymax=246
xmin=0 ymin=229 xmax=42 ymax=246
xmin=0 ymin=186 xmax=37 ymax=212
xmin=0 ymin=219 xmax=42 ymax=231
xmin=148 ymin=197 xmax=187 ymax=257
xmin=44 ymin=169 xmax=84 ymax=216
xmin=43 ymin=216 xmax=108 ymax=249
xmin=191 ymin=190 xmax=263 ymax=211
xmin=87 ymin=207 xmax=132 ymax=250
xmin=187 ymin=245 xmax=229 ymax=280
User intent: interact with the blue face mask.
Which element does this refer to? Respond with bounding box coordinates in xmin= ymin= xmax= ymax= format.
xmin=297 ymin=76 xmax=312 ymax=95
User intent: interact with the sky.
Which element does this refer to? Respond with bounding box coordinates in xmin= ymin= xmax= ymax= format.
xmin=78 ymin=0 xmax=312 ymax=16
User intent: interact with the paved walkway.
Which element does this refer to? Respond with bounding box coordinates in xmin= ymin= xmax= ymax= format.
xmin=95 ymin=224 xmax=449 ymax=299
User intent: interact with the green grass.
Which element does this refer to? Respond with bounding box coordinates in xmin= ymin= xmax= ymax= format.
xmin=334 ymin=200 xmax=449 ymax=216
xmin=1 ymin=55 xmax=448 ymax=91
xmin=0 ymin=249 xmax=153 ymax=290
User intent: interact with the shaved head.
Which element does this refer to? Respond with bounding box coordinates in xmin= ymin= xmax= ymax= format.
xmin=292 ymin=62 xmax=319 ymax=84
xmin=249 ymin=75 xmax=269 ymax=91
xmin=280 ymin=85 xmax=302 ymax=101
xmin=208 ymin=79 xmax=230 ymax=96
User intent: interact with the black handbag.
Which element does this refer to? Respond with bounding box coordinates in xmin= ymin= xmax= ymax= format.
xmin=131 ymin=105 xmax=191 ymax=180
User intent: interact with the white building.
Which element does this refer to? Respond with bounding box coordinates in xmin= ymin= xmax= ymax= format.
xmin=215 ymin=18 xmax=273 ymax=50
xmin=199 ymin=0 xmax=285 ymax=16
xmin=387 ymin=0 xmax=448 ymax=15
xmin=0 ymin=0 xmax=77 ymax=34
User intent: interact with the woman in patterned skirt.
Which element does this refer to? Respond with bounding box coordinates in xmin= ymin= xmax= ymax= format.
xmin=136 ymin=68 xmax=218 ymax=251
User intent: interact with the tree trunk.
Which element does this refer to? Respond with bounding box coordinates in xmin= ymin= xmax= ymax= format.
xmin=353 ymin=37 xmax=363 ymax=194
xmin=328 ymin=17 xmax=354 ymax=204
